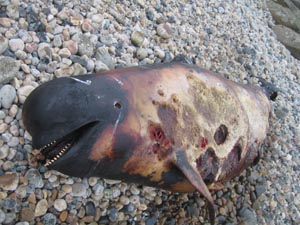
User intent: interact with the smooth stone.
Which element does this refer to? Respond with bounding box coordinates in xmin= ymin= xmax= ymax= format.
xmin=95 ymin=60 xmax=109 ymax=72
xmin=0 ymin=35 xmax=8 ymax=54
xmin=35 ymin=199 xmax=48 ymax=216
xmin=136 ymin=48 xmax=148 ymax=60
xmin=0 ymin=209 xmax=5 ymax=224
xmin=4 ymin=212 xmax=16 ymax=224
xmin=24 ymin=168 xmax=44 ymax=188
xmin=58 ymin=48 xmax=71 ymax=58
xmin=42 ymin=213 xmax=57 ymax=225
xmin=63 ymin=40 xmax=78 ymax=54
xmin=78 ymin=34 xmax=97 ymax=57
xmin=2 ymin=198 xmax=16 ymax=209
xmin=273 ymin=25 xmax=300 ymax=59
xmin=157 ymin=23 xmax=173 ymax=39
xmin=267 ymin=1 xmax=300 ymax=32
xmin=72 ymin=183 xmax=87 ymax=197
xmin=8 ymin=38 xmax=24 ymax=52
xmin=95 ymin=47 xmax=115 ymax=69
xmin=0 ymin=145 xmax=9 ymax=159
xmin=86 ymin=201 xmax=96 ymax=216
xmin=0 ymin=85 xmax=16 ymax=109
xmin=0 ymin=56 xmax=20 ymax=84
xmin=73 ymin=63 xmax=87 ymax=75
xmin=131 ymin=30 xmax=145 ymax=47
xmin=7 ymin=3 xmax=19 ymax=19
xmin=53 ymin=35 xmax=62 ymax=47
xmin=0 ymin=172 xmax=19 ymax=190
xmin=238 ymin=206 xmax=258 ymax=224
xmin=37 ymin=43 xmax=52 ymax=59
xmin=20 ymin=206 xmax=35 ymax=222
xmin=54 ymin=199 xmax=67 ymax=212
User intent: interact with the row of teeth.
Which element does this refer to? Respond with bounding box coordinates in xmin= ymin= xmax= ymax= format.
xmin=39 ymin=140 xmax=57 ymax=151
xmin=44 ymin=143 xmax=71 ymax=167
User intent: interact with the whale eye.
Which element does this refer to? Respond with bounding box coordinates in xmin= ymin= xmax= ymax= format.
xmin=114 ymin=101 xmax=122 ymax=109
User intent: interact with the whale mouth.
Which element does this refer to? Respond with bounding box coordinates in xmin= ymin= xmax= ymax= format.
xmin=37 ymin=122 xmax=98 ymax=166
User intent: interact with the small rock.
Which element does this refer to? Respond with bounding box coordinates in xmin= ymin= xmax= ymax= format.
xmin=18 ymin=85 xmax=35 ymax=104
xmin=9 ymin=39 xmax=24 ymax=52
xmin=0 ymin=209 xmax=5 ymax=224
xmin=95 ymin=47 xmax=115 ymax=69
xmin=25 ymin=168 xmax=44 ymax=188
xmin=131 ymin=31 xmax=145 ymax=47
xmin=54 ymin=199 xmax=67 ymax=212
xmin=0 ymin=145 xmax=9 ymax=158
xmin=55 ymin=66 xmax=74 ymax=78
xmin=238 ymin=206 xmax=258 ymax=225
xmin=136 ymin=48 xmax=148 ymax=60
xmin=7 ymin=3 xmax=19 ymax=19
xmin=0 ymin=56 xmax=20 ymax=84
xmin=73 ymin=63 xmax=87 ymax=75
xmin=273 ymin=25 xmax=300 ymax=59
xmin=108 ymin=207 xmax=118 ymax=222
xmin=35 ymin=199 xmax=48 ymax=217
xmin=63 ymin=40 xmax=78 ymax=55
xmin=4 ymin=212 xmax=16 ymax=224
xmin=157 ymin=23 xmax=173 ymax=39
xmin=86 ymin=201 xmax=96 ymax=216
xmin=0 ymin=35 xmax=8 ymax=54
xmin=0 ymin=85 xmax=16 ymax=109
xmin=0 ymin=172 xmax=19 ymax=190
xmin=82 ymin=19 xmax=93 ymax=32
xmin=53 ymin=35 xmax=62 ymax=47
xmin=255 ymin=184 xmax=266 ymax=197
xmin=72 ymin=183 xmax=87 ymax=197
xmin=2 ymin=198 xmax=16 ymax=210
xmin=78 ymin=34 xmax=97 ymax=57
xmin=21 ymin=207 xmax=35 ymax=222
xmin=42 ymin=213 xmax=57 ymax=225
xmin=59 ymin=211 xmax=68 ymax=222
xmin=0 ymin=17 xmax=12 ymax=27
xmin=95 ymin=60 xmax=109 ymax=72
xmin=8 ymin=136 xmax=19 ymax=147
xmin=58 ymin=48 xmax=71 ymax=58
xmin=38 ymin=43 xmax=52 ymax=59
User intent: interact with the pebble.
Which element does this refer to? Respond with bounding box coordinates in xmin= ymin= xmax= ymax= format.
xmin=58 ymin=48 xmax=71 ymax=58
xmin=42 ymin=213 xmax=57 ymax=225
xmin=21 ymin=206 xmax=35 ymax=222
xmin=35 ymin=199 xmax=48 ymax=217
xmin=0 ymin=56 xmax=20 ymax=84
xmin=8 ymin=38 xmax=24 ymax=52
xmin=63 ymin=40 xmax=78 ymax=55
xmin=17 ymin=85 xmax=35 ymax=104
xmin=0 ymin=209 xmax=5 ymax=224
xmin=136 ymin=48 xmax=148 ymax=60
xmin=24 ymin=168 xmax=44 ymax=188
xmin=37 ymin=43 xmax=52 ymax=59
xmin=0 ymin=35 xmax=8 ymax=54
xmin=78 ymin=34 xmax=97 ymax=57
xmin=95 ymin=60 xmax=109 ymax=72
xmin=157 ymin=23 xmax=173 ymax=39
xmin=131 ymin=31 xmax=145 ymax=47
xmin=0 ymin=172 xmax=19 ymax=190
xmin=95 ymin=47 xmax=115 ymax=69
xmin=72 ymin=183 xmax=87 ymax=197
xmin=86 ymin=201 xmax=96 ymax=216
xmin=54 ymin=199 xmax=67 ymax=212
xmin=0 ymin=85 xmax=16 ymax=109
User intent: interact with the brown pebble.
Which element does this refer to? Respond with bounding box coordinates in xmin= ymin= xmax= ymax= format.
xmin=51 ymin=189 xmax=58 ymax=200
xmin=59 ymin=211 xmax=68 ymax=222
xmin=21 ymin=206 xmax=35 ymax=222
xmin=28 ymin=193 xmax=36 ymax=204
xmin=82 ymin=216 xmax=94 ymax=223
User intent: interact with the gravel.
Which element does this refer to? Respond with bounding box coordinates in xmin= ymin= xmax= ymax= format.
xmin=0 ymin=0 xmax=299 ymax=224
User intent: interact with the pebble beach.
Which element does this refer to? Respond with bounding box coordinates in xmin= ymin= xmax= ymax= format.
xmin=0 ymin=0 xmax=300 ymax=225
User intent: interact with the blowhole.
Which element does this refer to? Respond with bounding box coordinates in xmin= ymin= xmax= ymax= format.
xmin=114 ymin=101 xmax=122 ymax=109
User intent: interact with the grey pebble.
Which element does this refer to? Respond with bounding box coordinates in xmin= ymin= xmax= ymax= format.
xmin=108 ymin=207 xmax=118 ymax=222
xmin=25 ymin=168 xmax=44 ymax=188
xmin=238 ymin=206 xmax=257 ymax=224
xmin=2 ymin=198 xmax=16 ymax=210
xmin=4 ymin=212 xmax=16 ymax=224
xmin=8 ymin=39 xmax=24 ymax=52
xmin=157 ymin=23 xmax=173 ymax=39
xmin=0 ymin=56 xmax=20 ymax=84
xmin=42 ymin=213 xmax=57 ymax=225
xmin=136 ymin=48 xmax=148 ymax=60
xmin=37 ymin=43 xmax=52 ymax=59
xmin=78 ymin=34 xmax=97 ymax=57
xmin=86 ymin=201 xmax=96 ymax=216
xmin=8 ymin=136 xmax=19 ymax=147
xmin=255 ymin=184 xmax=266 ymax=197
xmin=95 ymin=60 xmax=109 ymax=72
xmin=0 ymin=35 xmax=8 ymax=54
xmin=72 ymin=183 xmax=87 ymax=197
xmin=0 ymin=145 xmax=9 ymax=159
xmin=131 ymin=31 xmax=145 ymax=47
xmin=0 ymin=209 xmax=5 ymax=224
xmin=95 ymin=47 xmax=115 ymax=69
xmin=0 ymin=85 xmax=16 ymax=109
